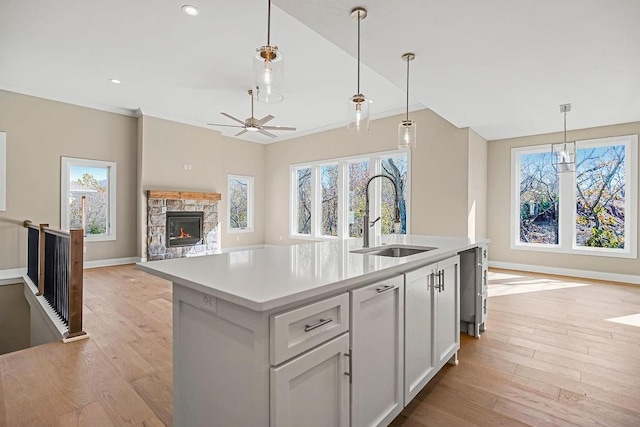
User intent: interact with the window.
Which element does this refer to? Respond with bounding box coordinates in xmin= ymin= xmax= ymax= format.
xmin=227 ymin=175 xmax=254 ymax=232
xmin=511 ymin=135 xmax=637 ymax=258
xmin=291 ymin=150 xmax=410 ymax=240
xmin=61 ymin=157 xmax=116 ymax=241
xmin=348 ymin=159 xmax=369 ymax=237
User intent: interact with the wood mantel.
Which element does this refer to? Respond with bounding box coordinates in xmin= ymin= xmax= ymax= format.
xmin=147 ymin=190 xmax=221 ymax=201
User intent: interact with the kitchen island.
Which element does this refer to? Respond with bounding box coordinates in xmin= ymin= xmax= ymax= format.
xmin=138 ymin=235 xmax=488 ymax=427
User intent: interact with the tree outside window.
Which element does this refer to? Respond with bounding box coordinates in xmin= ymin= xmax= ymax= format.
xmin=512 ymin=135 xmax=637 ymax=258
xmin=228 ymin=175 xmax=254 ymax=232
xmin=61 ymin=158 xmax=116 ymax=241
xmin=291 ymin=150 xmax=410 ymax=240
xmin=381 ymin=155 xmax=408 ymax=235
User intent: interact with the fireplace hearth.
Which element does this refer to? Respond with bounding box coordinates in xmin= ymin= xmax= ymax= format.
xmin=166 ymin=211 xmax=203 ymax=247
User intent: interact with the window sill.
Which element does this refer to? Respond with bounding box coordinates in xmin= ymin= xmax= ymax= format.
xmin=228 ymin=228 xmax=254 ymax=234
xmin=84 ymin=234 xmax=116 ymax=242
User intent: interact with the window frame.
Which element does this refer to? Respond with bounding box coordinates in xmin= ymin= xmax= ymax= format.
xmin=290 ymin=149 xmax=411 ymax=241
xmin=227 ymin=174 xmax=254 ymax=233
xmin=510 ymin=134 xmax=637 ymax=259
xmin=61 ymin=157 xmax=117 ymax=242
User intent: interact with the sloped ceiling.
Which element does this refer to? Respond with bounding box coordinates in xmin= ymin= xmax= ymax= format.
xmin=1 ymin=0 xmax=638 ymax=142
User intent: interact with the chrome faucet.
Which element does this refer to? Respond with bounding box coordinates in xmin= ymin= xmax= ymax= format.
xmin=362 ymin=174 xmax=401 ymax=248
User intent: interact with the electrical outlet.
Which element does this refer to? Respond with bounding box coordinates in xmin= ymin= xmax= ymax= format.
xmin=183 ymin=163 xmax=192 ymax=170
xmin=83 ymin=246 xmax=87 ymax=253
xmin=236 ymin=236 xmax=240 ymax=241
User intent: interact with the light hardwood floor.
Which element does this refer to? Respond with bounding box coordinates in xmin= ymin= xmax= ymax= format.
xmin=1 ymin=265 xmax=640 ymax=426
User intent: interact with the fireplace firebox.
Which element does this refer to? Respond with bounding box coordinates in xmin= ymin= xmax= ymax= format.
xmin=166 ymin=212 xmax=203 ymax=247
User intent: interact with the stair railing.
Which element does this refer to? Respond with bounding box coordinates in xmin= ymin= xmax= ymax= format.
xmin=25 ymin=222 xmax=86 ymax=340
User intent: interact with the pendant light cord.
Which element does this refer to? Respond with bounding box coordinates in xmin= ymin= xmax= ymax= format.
xmin=405 ymin=57 xmax=410 ymax=121
xmin=357 ymin=11 xmax=361 ymax=94
xmin=563 ymin=110 xmax=567 ymax=150
xmin=267 ymin=0 xmax=271 ymax=45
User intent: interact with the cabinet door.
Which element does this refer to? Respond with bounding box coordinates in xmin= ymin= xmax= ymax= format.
xmin=351 ymin=276 xmax=404 ymax=427
xmin=404 ymin=263 xmax=437 ymax=405
xmin=435 ymin=255 xmax=460 ymax=368
xmin=271 ymin=333 xmax=350 ymax=427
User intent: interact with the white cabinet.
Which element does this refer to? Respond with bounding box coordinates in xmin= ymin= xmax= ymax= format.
xmin=350 ymin=275 xmax=404 ymax=427
xmin=271 ymin=333 xmax=350 ymax=427
xmin=404 ymin=266 xmax=437 ymax=404
xmin=435 ymin=256 xmax=460 ymax=368
xmin=404 ymin=255 xmax=460 ymax=405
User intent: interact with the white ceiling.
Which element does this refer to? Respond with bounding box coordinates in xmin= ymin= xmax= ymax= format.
xmin=1 ymin=0 xmax=639 ymax=142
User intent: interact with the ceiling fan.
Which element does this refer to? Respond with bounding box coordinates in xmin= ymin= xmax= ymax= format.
xmin=208 ymin=90 xmax=296 ymax=138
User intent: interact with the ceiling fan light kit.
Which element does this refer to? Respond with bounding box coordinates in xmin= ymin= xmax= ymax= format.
xmin=398 ymin=52 xmax=416 ymax=149
xmin=253 ymin=0 xmax=284 ymax=103
xmin=347 ymin=7 xmax=371 ymax=133
xmin=552 ymin=103 xmax=576 ymax=173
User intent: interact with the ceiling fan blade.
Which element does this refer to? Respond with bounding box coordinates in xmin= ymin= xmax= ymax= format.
xmin=235 ymin=129 xmax=249 ymax=137
xmin=261 ymin=126 xmax=297 ymax=131
xmin=221 ymin=112 xmax=246 ymax=125
xmin=258 ymin=129 xmax=277 ymax=138
xmin=254 ymin=114 xmax=274 ymax=127
xmin=207 ymin=123 xmax=245 ymax=128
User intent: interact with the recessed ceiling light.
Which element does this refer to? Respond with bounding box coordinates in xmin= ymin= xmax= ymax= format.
xmin=182 ymin=5 xmax=199 ymax=16
xmin=109 ymin=79 xmax=121 ymax=84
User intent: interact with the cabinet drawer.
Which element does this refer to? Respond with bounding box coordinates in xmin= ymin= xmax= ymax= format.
xmin=270 ymin=293 xmax=349 ymax=365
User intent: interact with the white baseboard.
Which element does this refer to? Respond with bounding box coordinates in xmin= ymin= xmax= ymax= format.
xmin=489 ymin=261 xmax=640 ymax=285
xmin=83 ymin=257 xmax=141 ymax=269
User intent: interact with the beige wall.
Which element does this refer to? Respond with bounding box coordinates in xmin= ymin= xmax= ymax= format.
xmin=138 ymin=116 xmax=265 ymax=258
xmin=264 ymin=109 xmax=475 ymax=245
xmin=468 ymin=129 xmax=488 ymax=239
xmin=488 ymin=121 xmax=640 ymax=276
xmin=0 ymin=90 xmax=138 ymax=269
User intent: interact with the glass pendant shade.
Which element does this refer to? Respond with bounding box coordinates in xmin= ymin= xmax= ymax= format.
xmin=398 ymin=120 xmax=417 ymax=149
xmin=398 ymin=52 xmax=416 ymax=149
xmin=253 ymin=45 xmax=284 ymax=103
xmin=552 ymin=141 xmax=576 ymax=173
xmin=347 ymin=94 xmax=370 ymax=133
xmin=551 ymin=103 xmax=575 ymax=173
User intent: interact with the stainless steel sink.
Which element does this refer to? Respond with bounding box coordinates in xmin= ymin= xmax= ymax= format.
xmin=351 ymin=244 xmax=437 ymax=258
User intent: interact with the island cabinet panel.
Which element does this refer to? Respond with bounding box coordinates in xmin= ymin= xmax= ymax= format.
xmin=270 ymin=333 xmax=350 ymax=427
xmin=404 ymin=265 xmax=437 ymax=404
xmin=404 ymin=255 xmax=460 ymax=405
xmin=270 ymin=293 xmax=350 ymax=365
xmin=460 ymin=244 xmax=488 ymax=337
xmin=435 ymin=255 xmax=460 ymax=368
xmin=350 ymin=275 xmax=405 ymax=427
xmin=173 ymin=285 xmax=271 ymax=427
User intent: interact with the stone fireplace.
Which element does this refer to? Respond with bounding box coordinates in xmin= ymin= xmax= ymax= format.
xmin=147 ymin=190 xmax=221 ymax=261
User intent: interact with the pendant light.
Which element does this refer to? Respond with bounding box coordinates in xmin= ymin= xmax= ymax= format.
xmin=253 ymin=0 xmax=284 ymax=103
xmin=398 ymin=53 xmax=416 ymax=149
xmin=347 ymin=7 xmax=370 ymax=133
xmin=551 ymin=103 xmax=576 ymax=173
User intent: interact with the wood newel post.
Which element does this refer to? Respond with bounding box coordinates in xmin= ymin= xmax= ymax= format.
xmin=37 ymin=223 xmax=49 ymax=296
xmin=65 ymin=229 xmax=86 ymax=339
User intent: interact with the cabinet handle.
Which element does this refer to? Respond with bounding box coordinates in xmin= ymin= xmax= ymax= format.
xmin=440 ymin=270 xmax=445 ymax=292
xmin=344 ymin=351 xmax=352 ymax=383
xmin=376 ymin=284 xmax=395 ymax=293
xmin=304 ymin=317 xmax=333 ymax=332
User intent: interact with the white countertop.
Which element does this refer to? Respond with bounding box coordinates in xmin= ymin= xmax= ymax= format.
xmin=137 ymin=235 xmax=487 ymax=312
